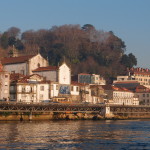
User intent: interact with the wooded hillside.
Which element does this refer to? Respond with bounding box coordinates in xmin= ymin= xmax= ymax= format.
xmin=0 ymin=24 xmax=137 ymax=83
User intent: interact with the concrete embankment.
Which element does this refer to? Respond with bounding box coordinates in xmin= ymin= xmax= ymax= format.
xmin=0 ymin=112 xmax=104 ymax=121
xmin=1 ymin=104 xmax=150 ymax=121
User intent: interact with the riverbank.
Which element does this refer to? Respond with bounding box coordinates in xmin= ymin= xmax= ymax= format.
xmin=1 ymin=111 xmax=150 ymax=121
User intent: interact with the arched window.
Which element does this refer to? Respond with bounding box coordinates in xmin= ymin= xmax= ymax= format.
xmin=37 ymin=63 xmax=40 ymax=68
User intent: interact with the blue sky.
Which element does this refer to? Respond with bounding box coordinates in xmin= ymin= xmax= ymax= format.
xmin=0 ymin=0 xmax=150 ymax=68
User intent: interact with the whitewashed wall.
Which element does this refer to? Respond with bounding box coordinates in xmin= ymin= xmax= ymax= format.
xmin=71 ymin=85 xmax=79 ymax=96
xmin=50 ymin=83 xmax=59 ymax=97
xmin=29 ymin=54 xmax=48 ymax=75
xmin=0 ymin=72 xmax=10 ymax=99
xmin=113 ymin=91 xmax=134 ymax=105
xmin=17 ymin=84 xmax=37 ymax=103
xmin=36 ymin=84 xmax=49 ymax=102
xmin=58 ymin=63 xmax=71 ymax=85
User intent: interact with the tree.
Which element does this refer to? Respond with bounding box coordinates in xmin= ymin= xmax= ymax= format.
xmin=7 ymin=27 xmax=20 ymax=37
xmin=82 ymin=24 xmax=95 ymax=31
xmin=0 ymin=32 xmax=9 ymax=49
xmin=8 ymin=36 xmax=16 ymax=46
xmin=15 ymin=39 xmax=24 ymax=50
xmin=121 ymin=53 xmax=137 ymax=69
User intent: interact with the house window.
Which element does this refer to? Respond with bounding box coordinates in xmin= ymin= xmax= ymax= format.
xmin=71 ymin=86 xmax=73 ymax=91
xmin=51 ymin=85 xmax=53 ymax=90
xmin=37 ymin=63 xmax=40 ymax=68
xmin=147 ymin=94 xmax=149 ymax=97
xmin=40 ymin=86 xmax=44 ymax=91
xmin=5 ymin=82 xmax=8 ymax=86
xmin=5 ymin=75 xmax=8 ymax=78
xmin=76 ymin=86 xmax=79 ymax=92
xmin=31 ymin=87 xmax=33 ymax=92
xmin=22 ymin=87 xmax=25 ymax=92
xmin=143 ymin=94 xmax=145 ymax=97
xmin=56 ymin=85 xmax=58 ymax=90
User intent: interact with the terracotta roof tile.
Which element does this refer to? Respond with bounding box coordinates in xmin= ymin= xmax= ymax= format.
xmin=32 ymin=66 xmax=58 ymax=72
xmin=1 ymin=55 xmax=35 ymax=65
xmin=71 ymin=81 xmax=87 ymax=86
xmin=78 ymin=73 xmax=91 ymax=75
xmin=10 ymin=73 xmax=25 ymax=81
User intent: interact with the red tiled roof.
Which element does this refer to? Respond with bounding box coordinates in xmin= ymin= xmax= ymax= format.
xmin=18 ymin=74 xmax=43 ymax=83
xmin=134 ymin=72 xmax=150 ymax=75
xmin=113 ymin=86 xmax=132 ymax=92
xmin=1 ymin=55 xmax=35 ymax=65
xmin=78 ymin=73 xmax=91 ymax=75
xmin=10 ymin=73 xmax=25 ymax=81
xmin=71 ymin=81 xmax=87 ymax=86
xmin=102 ymin=85 xmax=132 ymax=92
xmin=114 ymin=81 xmax=139 ymax=84
xmin=129 ymin=67 xmax=150 ymax=75
xmin=32 ymin=66 xmax=58 ymax=72
xmin=135 ymin=85 xmax=150 ymax=93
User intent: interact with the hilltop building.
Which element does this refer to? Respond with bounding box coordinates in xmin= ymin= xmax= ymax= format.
xmin=1 ymin=53 xmax=48 ymax=75
xmin=114 ymin=67 xmax=150 ymax=88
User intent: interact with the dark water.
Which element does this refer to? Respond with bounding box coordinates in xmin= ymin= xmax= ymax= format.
xmin=0 ymin=120 xmax=150 ymax=150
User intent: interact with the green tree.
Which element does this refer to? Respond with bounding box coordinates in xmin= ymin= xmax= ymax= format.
xmin=121 ymin=53 xmax=137 ymax=69
xmin=0 ymin=32 xmax=9 ymax=49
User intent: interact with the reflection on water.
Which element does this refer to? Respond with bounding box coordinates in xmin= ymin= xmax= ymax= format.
xmin=0 ymin=120 xmax=150 ymax=149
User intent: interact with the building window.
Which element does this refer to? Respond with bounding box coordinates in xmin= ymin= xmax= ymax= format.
xmin=71 ymin=86 xmax=73 ymax=91
xmin=56 ymin=85 xmax=58 ymax=90
xmin=31 ymin=87 xmax=33 ymax=92
xmin=22 ymin=87 xmax=25 ymax=92
xmin=5 ymin=75 xmax=8 ymax=78
xmin=76 ymin=86 xmax=79 ymax=92
xmin=37 ymin=63 xmax=40 ymax=68
xmin=5 ymin=82 xmax=8 ymax=86
xmin=51 ymin=85 xmax=53 ymax=90
xmin=143 ymin=94 xmax=145 ymax=97
xmin=40 ymin=86 xmax=44 ymax=91
xmin=147 ymin=94 xmax=149 ymax=97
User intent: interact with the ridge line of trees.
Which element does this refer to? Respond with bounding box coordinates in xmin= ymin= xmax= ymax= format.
xmin=0 ymin=24 xmax=137 ymax=83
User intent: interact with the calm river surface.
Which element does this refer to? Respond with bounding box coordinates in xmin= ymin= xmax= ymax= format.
xmin=0 ymin=120 xmax=150 ymax=150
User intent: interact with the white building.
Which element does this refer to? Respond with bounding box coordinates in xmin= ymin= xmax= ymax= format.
xmin=114 ymin=68 xmax=150 ymax=88
xmin=16 ymin=74 xmax=50 ymax=103
xmin=0 ymin=63 xmax=10 ymax=100
xmin=58 ymin=62 xmax=71 ymax=85
xmin=1 ymin=53 xmax=48 ymax=75
xmin=102 ymin=85 xmax=139 ymax=105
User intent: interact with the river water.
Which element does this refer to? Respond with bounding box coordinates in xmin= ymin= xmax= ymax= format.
xmin=0 ymin=120 xmax=150 ymax=150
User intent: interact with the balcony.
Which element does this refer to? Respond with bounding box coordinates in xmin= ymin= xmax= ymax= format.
xmin=17 ymin=90 xmax=35 ymax=94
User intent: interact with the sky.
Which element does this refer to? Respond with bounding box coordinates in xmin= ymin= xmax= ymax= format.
xmin=0 ymin=0 xmax=150 ymax=68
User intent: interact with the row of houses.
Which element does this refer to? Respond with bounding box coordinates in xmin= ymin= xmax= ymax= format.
xmin=0 ymin=53 xmax=150 ymax=105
